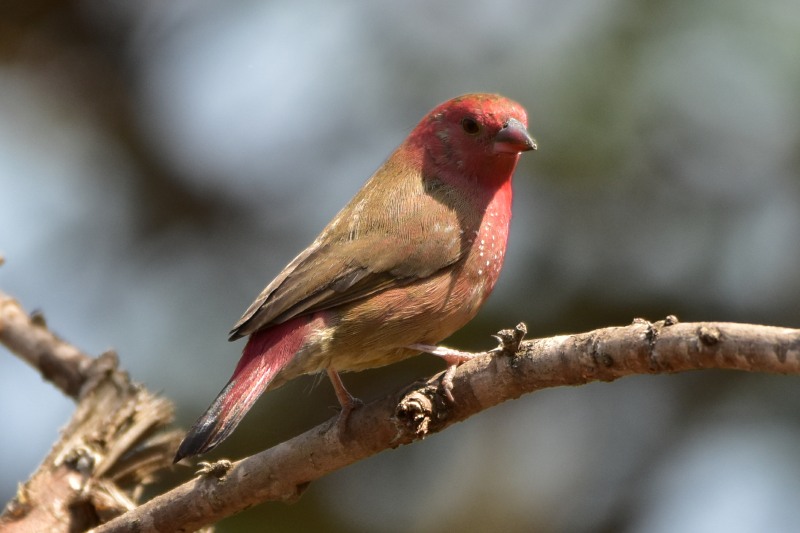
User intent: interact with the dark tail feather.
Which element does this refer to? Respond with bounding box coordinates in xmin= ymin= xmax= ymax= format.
xmin=174 ymin=378 xmax=253 ymax=462
xmin=174 ymin=317 xmax=312 ymax=462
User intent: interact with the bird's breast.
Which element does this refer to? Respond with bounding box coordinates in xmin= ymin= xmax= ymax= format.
xmin=460 ymin=184 xmax=512 ymax=305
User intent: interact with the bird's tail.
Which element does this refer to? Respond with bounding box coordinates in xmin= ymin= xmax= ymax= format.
xmin=174 ymin=317 xmax=311 ymax=462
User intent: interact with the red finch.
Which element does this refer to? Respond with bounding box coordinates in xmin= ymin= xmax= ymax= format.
xmin=175 ymin=93 xmax=536 ymax=461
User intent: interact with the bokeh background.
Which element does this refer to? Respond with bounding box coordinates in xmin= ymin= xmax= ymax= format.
xmin=3 ymin=1 xmax=800 ymax=531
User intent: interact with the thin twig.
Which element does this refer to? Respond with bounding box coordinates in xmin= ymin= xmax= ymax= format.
xmin=0 ymin=291 xmax=93 ymax=398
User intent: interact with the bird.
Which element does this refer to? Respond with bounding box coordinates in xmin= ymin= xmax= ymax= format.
xmin=175 ymin=93 xmax=536 ymax=462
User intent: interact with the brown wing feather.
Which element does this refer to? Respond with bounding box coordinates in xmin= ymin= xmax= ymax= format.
xmin=229 ymin=158 xmax=480 ymax=340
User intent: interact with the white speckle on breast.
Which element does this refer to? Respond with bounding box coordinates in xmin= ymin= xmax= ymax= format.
xmin=468 ymin=191 xmax=511 ymax=299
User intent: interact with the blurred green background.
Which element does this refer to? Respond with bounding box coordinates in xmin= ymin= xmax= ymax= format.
xmin=2 ymin=0 xmax=800 ymax=531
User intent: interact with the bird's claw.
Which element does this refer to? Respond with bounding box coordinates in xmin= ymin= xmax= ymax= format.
xmin=409 ymin=343 xmax=482 ymax=404
xmin=327 ymin=368 xmax=363 ymax=435
xmin=409 ymin=324 xmax=528 ymax=404
xmin=439 ymin=362 xmax=459 ymax=404
xmin=336 ymin=396 xmax=364 ymax=433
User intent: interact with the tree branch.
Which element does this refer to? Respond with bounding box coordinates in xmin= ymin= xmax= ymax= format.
xmin=5 ymin=278 xmax=798 ymax=532
xmin=91 ymin=317 xmax=800 ymax=533
xmin=0 ymin=290 xmax=93 ymax=398
xmin=0 ymin=291 xmax=183 ymax=532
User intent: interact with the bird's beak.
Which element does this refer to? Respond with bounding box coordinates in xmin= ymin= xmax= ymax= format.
xmin=494 ymin=118 xmax=537 ymax=154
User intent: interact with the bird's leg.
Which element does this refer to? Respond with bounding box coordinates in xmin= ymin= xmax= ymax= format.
xmin=326 ymin=368 xmax=363 ymax=432
xmin=408 ymin=344 xmax=480 ymax=403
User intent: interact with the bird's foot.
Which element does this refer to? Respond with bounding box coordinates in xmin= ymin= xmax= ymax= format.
xmin=408 ymin=344 xmax=480 ymax=403
xmin=327 ymin=368 xmax=363 ymax=434
xmin=336 ymin=395 xmax=364 ymax=434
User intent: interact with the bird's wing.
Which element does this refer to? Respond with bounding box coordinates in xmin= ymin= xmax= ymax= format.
xmin=229 ymin=174 xmax=477 ymax=340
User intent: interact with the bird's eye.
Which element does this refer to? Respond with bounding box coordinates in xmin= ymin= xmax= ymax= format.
xmin=461 ymin=117 xmax=480 ymax=135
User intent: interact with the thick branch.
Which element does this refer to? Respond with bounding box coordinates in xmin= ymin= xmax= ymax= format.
xmin=93 ymin=318 xmax=800 ymax=532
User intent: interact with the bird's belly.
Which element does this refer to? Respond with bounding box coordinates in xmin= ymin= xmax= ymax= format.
xmin=274 ymin=268 xmax=489 ymax=381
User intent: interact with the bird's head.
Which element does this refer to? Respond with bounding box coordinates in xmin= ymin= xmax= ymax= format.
xmin=409 ymin=93 xmax=536 ymax=187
